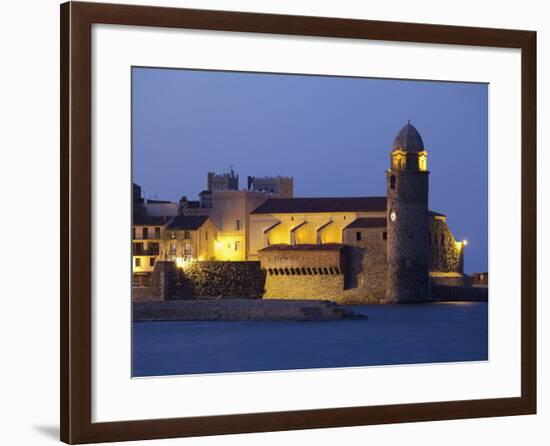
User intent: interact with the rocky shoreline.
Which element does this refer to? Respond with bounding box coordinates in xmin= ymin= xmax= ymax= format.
xmin=133 ymin=298 xmax=367 ymax=322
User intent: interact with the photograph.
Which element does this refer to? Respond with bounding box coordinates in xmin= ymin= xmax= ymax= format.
xmin=131 ymin=67 xmax=489 ymax=377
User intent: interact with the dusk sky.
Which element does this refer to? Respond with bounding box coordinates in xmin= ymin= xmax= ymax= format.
xmin=132 ymin=67 xmax=488 ymax=273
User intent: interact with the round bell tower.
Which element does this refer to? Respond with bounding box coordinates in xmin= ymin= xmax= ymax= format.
xmin=385 ymin=121 xmax=431 ymax=303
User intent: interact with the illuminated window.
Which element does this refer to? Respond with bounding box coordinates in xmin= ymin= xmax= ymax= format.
xmin=235 ymin=241 xmax=241 ymax=251
xmin=184 ymin=243 xmax=192 ymax=256
xmin=135 ymin=258 xmax=141 ymax=267
xmin=356 ymin=232 xmax=362 ymax=241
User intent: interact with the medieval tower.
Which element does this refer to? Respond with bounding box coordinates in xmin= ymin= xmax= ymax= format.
xmin=385 ymin=122 xmax=431 ymax=303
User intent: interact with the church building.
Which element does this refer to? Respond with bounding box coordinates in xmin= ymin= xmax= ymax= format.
xmin=251 ymin=122 xmax=467 ymax=303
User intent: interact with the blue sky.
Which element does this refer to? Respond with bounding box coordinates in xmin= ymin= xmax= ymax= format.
xmin=132 ymin=67 xmax=488 ymax=273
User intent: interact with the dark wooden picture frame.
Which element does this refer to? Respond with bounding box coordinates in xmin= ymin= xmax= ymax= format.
xmin=60 ymin=1 xmax=536 ymax=443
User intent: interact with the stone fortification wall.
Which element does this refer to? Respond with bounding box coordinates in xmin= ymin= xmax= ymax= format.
xmin=341 ymin=229 xmax=388 ymax=304
xmin=263 ymin=274 xmax=345 ymax=300
xmin=429 ymin=218 xmax=464 ymax=273
xmin=178 ymin=261 xmax=266 ymax=299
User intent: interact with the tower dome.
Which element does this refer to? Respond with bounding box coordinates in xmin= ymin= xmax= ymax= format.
xmin=392 ymin=121 xmax=424 ymax=152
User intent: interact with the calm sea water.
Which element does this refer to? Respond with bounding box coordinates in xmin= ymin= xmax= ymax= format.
xmin=132 ymin=302 xmax=488 ymax=377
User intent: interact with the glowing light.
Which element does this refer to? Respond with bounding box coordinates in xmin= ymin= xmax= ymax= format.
xmin=175 ymin=257 xmax=188 ymax=268
xmin=463 ymin=240 xmax=468 ymax=246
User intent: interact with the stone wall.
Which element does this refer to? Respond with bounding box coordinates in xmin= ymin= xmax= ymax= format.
xmin=152 ymin=260 xmax=178 ymax=300
xmin=341 ymin=230 xmax=388 ymax=304
xmin=429 ymin=218 xmax=464 ymax=273
xmin=132 ymin=287 xmax=159 ymax=302
xmin=133 ymin=298 xmax=363 ymax=321
xmin=430 ymin=272 xmax=471 ymax=287
xmin=431 ymin=285 xmax=488 ymax=302
xmin=263 ymin=274 xmax=345 ymax=300
xmin=177 ymin=261 xmax=266 ymax=299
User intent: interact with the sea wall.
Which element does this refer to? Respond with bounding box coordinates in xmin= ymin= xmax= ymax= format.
xmin=431 ymin=285 xmax=488 ymax=302
xmin=133 ymin=298 xmax=363 ymax=321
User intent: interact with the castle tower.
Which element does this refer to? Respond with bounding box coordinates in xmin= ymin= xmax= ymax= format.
xmin=385 ymin=122 xmax=431 ymax=303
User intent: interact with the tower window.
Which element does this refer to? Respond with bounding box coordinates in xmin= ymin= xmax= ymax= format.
xmin=236 ymin=219 xmax=241 ymax=230
xmin=356 ymin=232 xmax=362 ymax=241
xmin=390 ymin=175 xmax=396 ymax=190
xmin=383 ymin=231 xmax=387 ymax=240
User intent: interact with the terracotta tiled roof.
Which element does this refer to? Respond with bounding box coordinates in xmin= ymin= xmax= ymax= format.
xmin=344 ymin=217 xmax=387 ymax=229
xmin=251 ymin=196 xmax=387 ymax=214
xmin=259 ymin=243 xmax=345 ymax=252
xmin=166 ymin=215 xmax=209 ymax=230
xmin=132 ymin=215 xmax=169 ymax=226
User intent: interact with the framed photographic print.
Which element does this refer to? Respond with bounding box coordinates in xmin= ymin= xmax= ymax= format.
xmin=60 ymin=1 xmax=537 ymax=444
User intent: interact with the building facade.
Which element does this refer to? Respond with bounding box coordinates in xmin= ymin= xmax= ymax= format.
xmin=132 ymin=215 xmax=169 ymax=287
xmin=162 ymin=215 xmax=218 ymax=264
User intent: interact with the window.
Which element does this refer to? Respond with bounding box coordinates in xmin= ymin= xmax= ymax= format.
xmin=169 ymin=243 xmax=177 ymax=255
xmin=143 ymin=227 xmax=149 ymax=239
xmin=390 ymin=175 xmax=396 ymax=189
xmin=440 ymin=234 xmax=445 ymax=247
xmin=356 ymin=231 xmax=362 ymax=241
xmin=184 ymin=231 xmax=191 ymax=239
xmin=132 ymin=227 xmax=136 ymax=240
xmin=235 ymin=241 xmax=241 ymax=251
xmin=383 ymin=231 xmax=388 ymax=240
xmin=236 ymin=219 xmax=241 ymax=231
xmin=149 ymin=257 xmax=155 ymax=267
xmin=205 ymin=231 xmax=208 ymax=240
xmin=135 ymin=258 xmax=141 ymax=267
xmin=133 ymin=242 xmax=144 ymax=255
xmin=184 ymin=243 xmax=192 ymax=256
xmin=154 ymin=227 xmax=161 ymax=239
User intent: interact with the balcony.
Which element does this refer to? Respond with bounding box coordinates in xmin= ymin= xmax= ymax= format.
xmin=133 ymin=233 xmax=162 ymax=240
